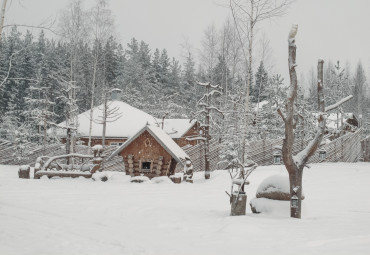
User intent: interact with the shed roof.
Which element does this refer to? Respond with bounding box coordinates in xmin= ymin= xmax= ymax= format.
xmin=110 ymin=124 xmax=190 ymax=165
xmin=161 ymin=119 xmax=197 ymax=138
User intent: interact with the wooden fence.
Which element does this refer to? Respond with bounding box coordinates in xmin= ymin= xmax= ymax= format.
xmin=181 ymin=129 xmax=363 ymax=171
xmin=0 ymin=129 xmax=363 ymax=172
xmin=182 ymin=141 xmax=227 ymax=172
xmin=308 ymin=129 xmax=362 ymax=163
xmin=361 ymin=136 xmax=370 ymax=162
xmin=245 ymin=129 xmax=362 ymax=165
xmin=0 ymin=141 xmax=125 ymax=171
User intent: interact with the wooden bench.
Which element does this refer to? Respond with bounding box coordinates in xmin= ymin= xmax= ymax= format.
xmin=34 ymin=153 xmax=102 ymax=179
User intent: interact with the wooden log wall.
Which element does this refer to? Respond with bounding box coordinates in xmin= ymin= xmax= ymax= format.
xmin=123 ymin=155 xmax=172 ymax=178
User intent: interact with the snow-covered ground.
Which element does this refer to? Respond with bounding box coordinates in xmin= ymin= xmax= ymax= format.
xmin=1 ymin=163 xmax=370 ymax=255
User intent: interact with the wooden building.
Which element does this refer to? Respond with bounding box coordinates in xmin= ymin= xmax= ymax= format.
xmin=109 ymin=124 xmax=190 ymax=178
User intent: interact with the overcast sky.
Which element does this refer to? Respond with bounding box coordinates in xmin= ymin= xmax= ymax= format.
xmin=5 ymin=0 xmax=370 ymax=84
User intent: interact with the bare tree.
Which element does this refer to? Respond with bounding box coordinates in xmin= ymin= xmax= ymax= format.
xmin=59 ymin=0 xmax=89 ymax=153
xmin=87 ymin=0 xmax=114 ymax=147
xmin=277 ymin=25 xmax=353 ymax=219
xmin=229 ymin=0 xmax=292 ymax=164
xmin=94 ymin=88 xmax=122 ymax=147
xmin=190 ymin=82 xmax=223 ymax=179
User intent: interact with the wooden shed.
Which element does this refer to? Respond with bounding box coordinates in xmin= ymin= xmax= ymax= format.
xmin=109 ymin=124 xmax=191 ymax=178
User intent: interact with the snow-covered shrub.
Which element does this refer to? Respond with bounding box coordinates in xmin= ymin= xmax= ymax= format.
xmin=92 ymin=172 xmax=109 ymax=182
xmin=256 ymin=174 xmax=304 ymax=201
xmin=130 ymin=176 xmax=150 ymax=183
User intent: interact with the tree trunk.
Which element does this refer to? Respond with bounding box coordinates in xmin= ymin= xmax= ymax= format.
xmin=288 ymin=167 xmax=303 ymax=218
xmin=88 ymin=58 xmax=98 ymax=148
xmin=205 ymin=84 xmax=210 ymax=179
xmin=102 ymin=93 xmax=107 ymax=147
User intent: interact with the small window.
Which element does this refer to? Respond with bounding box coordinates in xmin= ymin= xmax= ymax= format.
xmin=110 ymin=142 xmax=119 ymax=146
xmin=142 ymin=162 xmax=151 ymax=169
xmin=142 ymin=161 xmax=151 ymax=172
xmin=118 ymin=142 xmax=124 ymax=146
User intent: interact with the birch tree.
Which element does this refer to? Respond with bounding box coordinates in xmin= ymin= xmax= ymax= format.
xmin=191 ymin=82 xmax=223 ymax=179
xmin=277 ymin=25 xmax=353 ymax=219
xmin=87 ymin=0 xmax=114 ymax=147
xmin=229 ymin=0 xmax=292 ymax=164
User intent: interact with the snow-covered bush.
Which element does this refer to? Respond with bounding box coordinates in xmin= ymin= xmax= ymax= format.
xmin=92 ymin=172 xmax=109 ymax=182
xmin=130 ymin=176 xmax=150 ymax=183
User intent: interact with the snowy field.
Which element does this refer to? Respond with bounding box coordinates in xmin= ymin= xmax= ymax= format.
xmin=1 ymin=163 xmax=370 ymax=255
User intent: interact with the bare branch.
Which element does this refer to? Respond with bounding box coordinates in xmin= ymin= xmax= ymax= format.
xmin=0 ymin=49 xmax=24 ymax=89
xmin=325 ymin=95 xmax=353 ymax=112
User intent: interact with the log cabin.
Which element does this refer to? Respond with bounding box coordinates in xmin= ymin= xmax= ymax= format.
xmin=108 ymin=124 xmax=190 ymax=178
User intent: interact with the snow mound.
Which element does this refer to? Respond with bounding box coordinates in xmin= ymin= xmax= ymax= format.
xmin=249 ymin=197 xmax=290 ymax=216
xmin=109 ymin=172 xmax=131 ymax=183
xmin=151 ymin=176 xmax=173 ymax=184
xmin=256 ymin=174 xmax=304 ymax=201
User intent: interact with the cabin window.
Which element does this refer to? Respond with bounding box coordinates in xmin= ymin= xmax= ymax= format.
xmin=142 ymin=161 xmax=151 ymax=172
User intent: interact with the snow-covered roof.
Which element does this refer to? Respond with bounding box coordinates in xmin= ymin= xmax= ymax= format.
xmin=54 ymin=101 xmax=195 ymax=139
xmin=161 ymin=119 xmax=197 ymax=139
xmin=110 ymin=124 xmax=190 ymax=165
xmin=254 ymin=100 xmax=269 ymax=112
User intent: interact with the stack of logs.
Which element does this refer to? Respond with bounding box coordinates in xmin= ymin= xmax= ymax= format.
xmin=126 ymin=155 xmax=173 ymax=177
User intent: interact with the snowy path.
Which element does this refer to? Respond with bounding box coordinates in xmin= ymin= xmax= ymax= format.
xmin=1 ymin=163 xmax=370 ymax=255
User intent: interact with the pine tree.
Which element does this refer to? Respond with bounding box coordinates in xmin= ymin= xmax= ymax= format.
xmin=252 ymin=61 xmax=268 ymax=103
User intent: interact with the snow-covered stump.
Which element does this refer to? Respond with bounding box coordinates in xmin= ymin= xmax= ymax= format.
xmin=230 ymin=191 xmax=247 ymax=216
xmin=18 ymin=165 xmax=30 ymax=179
